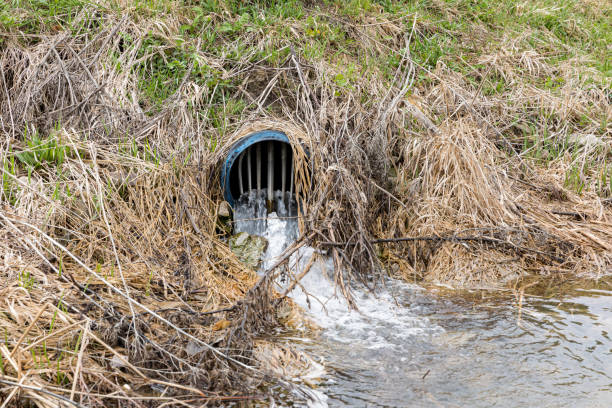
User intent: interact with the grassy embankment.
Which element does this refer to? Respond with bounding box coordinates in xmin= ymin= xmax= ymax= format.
xmin=0 ymin=0 xmax=610 ymax=406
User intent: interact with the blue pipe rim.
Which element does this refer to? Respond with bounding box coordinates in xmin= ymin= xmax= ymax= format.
xmin=221 ymin=130 xmax=291 ymax=207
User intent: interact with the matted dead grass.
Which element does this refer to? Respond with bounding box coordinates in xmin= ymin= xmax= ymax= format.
xmin=0 ymin=1 xmax=610 ymax=406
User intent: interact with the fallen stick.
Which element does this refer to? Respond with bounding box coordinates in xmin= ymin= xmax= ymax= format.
xmin=320 ymin=234 xmax=565 ymax=263
xmin=9 ymin=303 xmax=49 ymax=359
xmin=274 ymin=251 xmax=317 ymax=305
xmin=0 ymin=378 xmax=87 ymax=408
xmin=248 ymin=232 xmax=317 ymax=294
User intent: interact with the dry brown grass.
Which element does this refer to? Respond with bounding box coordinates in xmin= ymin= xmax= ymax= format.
xmin=0 ymin=9 xmax=324 ymax=405
xmin=0 ymin=0 xmax=611 ymax=406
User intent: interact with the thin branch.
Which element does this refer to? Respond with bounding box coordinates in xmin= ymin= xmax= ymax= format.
xmin=0 ymin=379 xmax=88 ymax=408
xmin=320 ymin=234 xmax=565 ymax=263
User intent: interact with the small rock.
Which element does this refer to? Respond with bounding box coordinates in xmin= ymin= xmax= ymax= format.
xmin=218 ymin=201 xmax=231 ymax=218
xmin=234 ymin=231 xmax=249 ymax=246
xmin=185 ymin=340 xmax=205 ymax=356
xmin=570 ymin=133 xmax=605 ymax=147
xmin=110 ymin=354 xmax=128 ymax=369
xmin=229 ymin=232 xmax=268 ymax=268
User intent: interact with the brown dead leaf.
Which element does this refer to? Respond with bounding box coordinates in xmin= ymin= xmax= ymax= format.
xmin=212 ymin=319 xmax=231 ymax=331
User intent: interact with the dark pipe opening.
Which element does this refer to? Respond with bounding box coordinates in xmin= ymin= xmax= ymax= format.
xmin=221 ymin=130 xmax=302 ymax=209
xmin=227 ymin=140 xmax=294 ymax=202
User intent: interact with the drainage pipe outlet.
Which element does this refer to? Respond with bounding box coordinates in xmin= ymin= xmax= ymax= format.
xmin=221 ymin=130 xmax=297 ymax=212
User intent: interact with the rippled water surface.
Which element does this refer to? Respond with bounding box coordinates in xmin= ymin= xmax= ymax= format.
xmin=291 ymin=282 xmax=612 ymax=407
xmin=233 ymin=193 xmax=612 ymax=407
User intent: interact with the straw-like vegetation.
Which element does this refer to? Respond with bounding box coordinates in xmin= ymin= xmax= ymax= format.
xmin=1 ymin=0 xmax=610 ymax=405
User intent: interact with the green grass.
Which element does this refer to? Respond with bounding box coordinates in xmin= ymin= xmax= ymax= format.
xmin=0 ymin=0 xmax=88 ymax=34
xmin=1 ymin=154 xmax=19 ymax=205
xmin=2 ymin=127 xmax=74 ymax=204
xmin=19 ymin=268 xmax=36 ymax=291
xmin=1 ymin=0 xmax=610 ymax=195
xmin=16 ymin=129 xmax=70 ymax=170
xmin=5 ymin=0 xmax=608 ymax=82
xmin=596 ymin=162 xmax=612 ymax=197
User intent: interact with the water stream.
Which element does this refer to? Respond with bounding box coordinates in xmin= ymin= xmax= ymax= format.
xmin=233 ymin=191 xmax=612 ymax=407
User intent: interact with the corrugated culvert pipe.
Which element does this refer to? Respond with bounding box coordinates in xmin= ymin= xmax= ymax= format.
xmin=221 ymin=130 xmax=299 ymax=214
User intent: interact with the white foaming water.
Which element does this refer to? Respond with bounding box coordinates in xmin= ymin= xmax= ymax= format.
xmin=233 ymin=192 xmax=612 ymax=408
xmin=233 ymin=189 xmax=298 ymax=239
xmin=277 ymin=245 xmax=443 ymax=350
xmin=233 ymin=191 xmax=442 ymax=350
xmin=232 ymin=190 xmax=269 ymax=236
xmin=233 ymin=191 xmax=442 ymax=406
xmin=285 ymin=255 xmax=441 ymax=348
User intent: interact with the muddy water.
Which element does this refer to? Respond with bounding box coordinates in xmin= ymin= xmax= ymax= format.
xmin=233 ymin=194 xmax=612 ymax=407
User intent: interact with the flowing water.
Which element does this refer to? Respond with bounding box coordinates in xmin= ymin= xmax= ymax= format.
xmin=233 ymin=192 xmax=612 ymax=407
